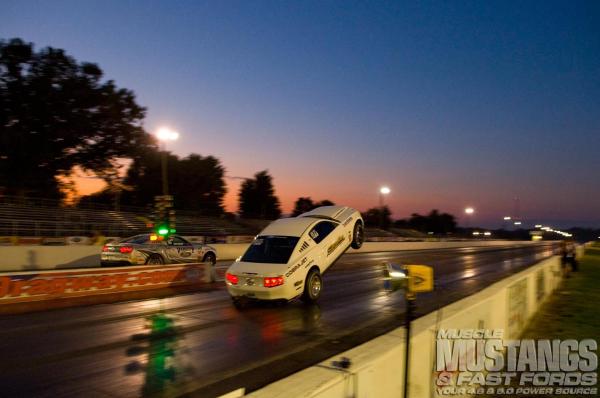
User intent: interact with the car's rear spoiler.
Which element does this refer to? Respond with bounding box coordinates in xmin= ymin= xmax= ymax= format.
xmin=301 ymin=215 xmax=339 ymax=222
xmin=298 ymin=206 xmax=349 ymax=222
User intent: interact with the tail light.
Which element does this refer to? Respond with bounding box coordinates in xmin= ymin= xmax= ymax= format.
xmin=226 ymin=273 xmax=239 ymax=285
xmin=119 ymin=246 xmax=133 ymax=253
xmin=263 ymin=276 xmax=284 ymax=288
xmin=102 ymin=245 xmax=109 ymax=252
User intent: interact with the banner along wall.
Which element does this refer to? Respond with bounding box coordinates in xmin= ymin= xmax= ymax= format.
xmin=0 ymin=262 xmax=213 ymax=314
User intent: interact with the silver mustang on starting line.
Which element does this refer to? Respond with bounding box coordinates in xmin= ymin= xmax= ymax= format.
xmin=101 ymin=234 xmax=217 ymax=267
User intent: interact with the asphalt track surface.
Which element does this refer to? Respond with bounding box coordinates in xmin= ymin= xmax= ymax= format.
xmin=0 ymin=243 xmax=558 ymax=398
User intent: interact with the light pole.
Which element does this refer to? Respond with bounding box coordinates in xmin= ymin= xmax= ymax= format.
xmin=156 ymin=127 xmax=179 ymax=196
xmin=379 ymin=186 xmax=391 ymax=207
xmin=464 ymin=207 xmax=474 ymax=231
xmin=379 ymin=186 xmax=391 ymax=228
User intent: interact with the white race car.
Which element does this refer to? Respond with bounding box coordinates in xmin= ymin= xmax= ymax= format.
xmin=225 ymin=206 xmax=364 ymax=307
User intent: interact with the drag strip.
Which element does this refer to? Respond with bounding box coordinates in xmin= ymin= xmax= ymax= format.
xmin=0 ymin=243 xmax=558 ymax=397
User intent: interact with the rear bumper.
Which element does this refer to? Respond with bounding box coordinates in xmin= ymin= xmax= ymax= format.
xmin=101 ymin=252 xmax=140 ymax=266
xmin=226 ymin=284 xmax=298 ymax=301
xmin=100 ymin=260 xmax=133 ymax=267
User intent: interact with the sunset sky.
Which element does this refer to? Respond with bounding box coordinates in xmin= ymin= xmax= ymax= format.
xmin=3 ymin=0 xmax=599 ymax=227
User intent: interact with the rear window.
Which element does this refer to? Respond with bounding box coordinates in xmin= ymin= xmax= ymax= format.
xmin=118 ymin=235 xmax=149 ymax=244
xmin=241 ymin=236 xmax=300 ymax=264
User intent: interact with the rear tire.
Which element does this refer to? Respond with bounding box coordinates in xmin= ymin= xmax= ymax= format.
xmin=351 ymin=221 xmax=364 ymax=249
xmin=145 ymin=255 xmax=165 ymax=265
xmin=202 ymin=252 xmax=217 ymax=265
xmin=301 ymin=269 xmax=323 ymax=304
xmin=232 ymin=297 xmax=246 ymax=310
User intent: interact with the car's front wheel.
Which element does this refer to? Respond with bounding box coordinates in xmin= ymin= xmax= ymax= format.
xmin=301 ymin=268 xmax=323 ymax=304
xmin=351 ymin=221 xmax=364 ymax=249
xmin=202 ymin=252 xmax=217 ymax=265
xmin=145 ymin=255 xmax=165 ymax=265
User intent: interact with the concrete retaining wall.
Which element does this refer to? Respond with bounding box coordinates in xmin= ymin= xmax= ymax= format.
xmin=246 ymin=255 xmax=564 ymax=398
xmin=0 ymin=240 xmax=537 ymax=271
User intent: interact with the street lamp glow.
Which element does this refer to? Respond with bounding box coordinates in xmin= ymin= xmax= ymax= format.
xmin=380 ymin=186 xmax=391 ymax=195
xmin=514 ymin=221 xmax=522 ymax=225
xmin=155 ymin=127 xmax=180 ymax=197
xmin=465 ymin=207 xmax=474 ymax=215
xmin=535 ymin=224 xmax=542 ymax=228
xmin=503 ymin=216 xmax=511 ymax=221
xmin=156 ymin=127 xmax=179 ymax=141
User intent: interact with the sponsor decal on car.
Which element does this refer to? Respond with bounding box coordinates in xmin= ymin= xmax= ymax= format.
xmin=343 ymin=216 xmax=353 ymax=227
xmin=286 ymin=257 xmax=307 ymax=277
xmin=327 ymin=235 xmax=346 ymax=256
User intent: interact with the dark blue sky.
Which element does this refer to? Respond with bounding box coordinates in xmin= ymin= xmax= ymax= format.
xmin=3 ymin=0 xmax=599 ymax=227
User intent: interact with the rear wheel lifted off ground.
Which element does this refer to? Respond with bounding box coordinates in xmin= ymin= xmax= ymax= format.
xmin=351 ymin=221 xmax=364 ymax=249
xmin=301 ymin=268 xmax=323 ymax=304
xmin=145 ymin=255 xmax=164 ymax=265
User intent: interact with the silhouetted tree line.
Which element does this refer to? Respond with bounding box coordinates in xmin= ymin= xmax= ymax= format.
xmin=0 ymin=39 xmax=474 ymax=226
xmin=0 ymin=38 xmax=152 ymax=199
xmin=238 ymin=171 xmax=281 ymax=219
xmin=0 ymin=38 xmax=287 ymax=218
xmin=395 ymin=210 xmax=457 ymax=233
xmin=291 ymin=197 xmax=335 ymax=216
xmin=362 ymin=206 xmax=393 ymax=230
xmin=362 ymin=207 xmax=457 ymax=233
xmin=78 ymin=152 xmax=227 ymax=215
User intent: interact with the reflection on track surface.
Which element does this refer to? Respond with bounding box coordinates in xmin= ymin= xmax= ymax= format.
xmin=0 ymin=243 xmax=557 ymax=397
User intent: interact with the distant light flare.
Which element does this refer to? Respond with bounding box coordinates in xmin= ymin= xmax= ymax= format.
xmin=156 ymin=127 xmax=180 ymax=141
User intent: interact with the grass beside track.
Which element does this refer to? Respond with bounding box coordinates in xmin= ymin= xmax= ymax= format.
xmin=489 ymin=246 xmax=600 ymax=397
xmin=520 ymin=246 xmax=600 ymax=341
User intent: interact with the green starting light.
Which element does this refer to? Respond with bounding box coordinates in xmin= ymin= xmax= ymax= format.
xmin=169 ymin=228 xmax=176 ymax=233
xmin=158 ymin=227 xmax=169 ymax=236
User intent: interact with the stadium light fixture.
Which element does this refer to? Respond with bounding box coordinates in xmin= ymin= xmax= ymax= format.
xmin=155 ymin=126 xmax=181 ymax=196
xmin=465 ymin=207 xmax=474 ymax=215
xmin=156 ymin=127 xmax=179 ymax=142
xmin=378 ymin=186 xmax=391 ymax=227
xmin=379 ymin=186 xmax=391 ymax=207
